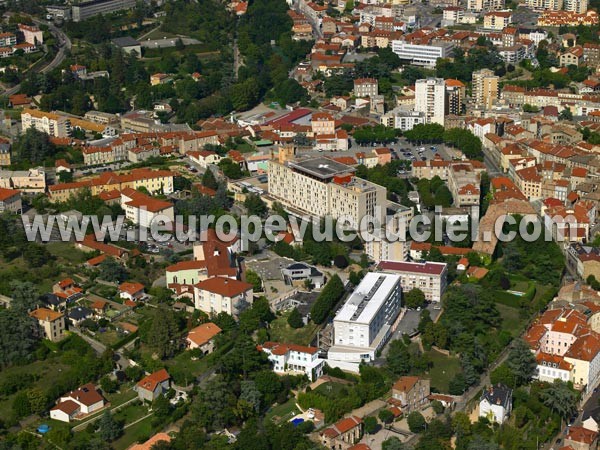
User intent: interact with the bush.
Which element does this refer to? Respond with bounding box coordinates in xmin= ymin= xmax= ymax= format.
xmin=287 ymin=308 xmax=304 ymax=329
xmin=407 ymin=411 xmax=426 ymax=433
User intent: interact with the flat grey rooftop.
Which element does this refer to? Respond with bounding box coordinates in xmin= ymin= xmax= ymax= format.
xmin=288 ymin=157 xmax=354 ymax=180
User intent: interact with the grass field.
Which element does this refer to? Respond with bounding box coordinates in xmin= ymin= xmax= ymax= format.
xmin=265 ymin=398 xmax=300 ymax=424
xmin=424 ymin=349 xmax=462 ymax=394
xmin=269 ymin=311 xmax=319 ymax=346
xmin=497 ymin=303 xmax=528 ymax=337
xmin=112 ymin=414 xmax=155 ymax=450
xmin=46 ymin=242 xmax=89 ymax=265
xmin=94 ymin=328 xmax=123 ymax=347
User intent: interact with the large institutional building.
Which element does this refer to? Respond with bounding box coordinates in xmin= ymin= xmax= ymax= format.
xmin=268 ymin=154 xmax=387 ymax=228
xmin=377 ymin=260 xmax=448 ymax=302
xmin=329 ymin=272 xmax=402 ymax=363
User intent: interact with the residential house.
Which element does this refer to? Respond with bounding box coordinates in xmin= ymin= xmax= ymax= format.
xmin=50 ymin=383 xmax=105 ymax=422
xmin=29 ymin=308 xmax=66 ymax=342
xmin=193 ymin=277 xmax=254 ymax=319
xmin=391 ymin=376 xmax=431 ymax=414
xmin=135 ymin=369 xmax=171 ymax=402
xmin=320 ymin=416 xmax=363 ymax=449
xmin=68 ymin=307 xmax=93 ymax=326
xmin=119 ymin=282 xmax=145 ymax=301
xmin=479 ymin=384 xmax=512 ymax=424
xmin=0 ymin=188 xmax=22 ymax=213
xmin=186 ymin=322 xmax=222 ymax=354
xmin=259 ymin=341 xmax=325 ymax=382
xmin=565 ymin=426 xmax=598 ymax=450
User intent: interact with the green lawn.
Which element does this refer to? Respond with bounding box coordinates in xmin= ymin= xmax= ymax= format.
xmin=265 ymin=398 xmax=300 ymax=424
xmin=313 ymin=381 xmax=351 ymax=398
xmin=46 ymin=242 xmax=89 ymax=264
xmin=269 ymin=311 xmax=320 ymax=346
xmin=423 ymin=349 xmax=462 ymax=394
xmin=94 ymin=328 xmax=124 ymax=347
xmin=164 ymin=351 xmax=212 ymax=385
xmin=113 ymin=401 xmax=149 ymax=424
xmin=497 ymin=303 xmax=528 ymax=337
xmin=112 ymin=414 xmax=155 ymax=450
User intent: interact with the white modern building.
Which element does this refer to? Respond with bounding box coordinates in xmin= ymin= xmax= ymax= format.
xmin=391 ymin=42 xmax=454 ymax=68
xmin=415 ymin=78 xmax=446 ymax=126
xmin=377 ymin=260 xmax=448 ymax=302
xmin=328 ymin=273 xmax=402 ymax=363
xmin=380 ymin=108 xmax=426 ymax=131
xmin=260 ymin=341 xmax=325 ymax=381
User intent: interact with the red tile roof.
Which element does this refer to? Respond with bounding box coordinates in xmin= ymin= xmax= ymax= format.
xmin=137 ymin=369 xmax=170 ymax=392
xmin=187 ymin=322 xmax=222 ymax=346
xmin=195 ymin=277 xmax=253 ymax=297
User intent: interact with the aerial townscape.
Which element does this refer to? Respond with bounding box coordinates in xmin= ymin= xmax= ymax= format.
xmin=1 ymin=0 xmax=600 ymax=448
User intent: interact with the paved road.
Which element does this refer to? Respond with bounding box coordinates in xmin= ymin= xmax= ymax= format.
xmin=2 ymin=19 xmax=71 ymax=95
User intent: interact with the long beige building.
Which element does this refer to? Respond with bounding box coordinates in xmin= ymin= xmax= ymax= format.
xmin=21 ymin=109 xmax=70 ymax=138
xmin=268 ymin=156 xmax=387 ymax=228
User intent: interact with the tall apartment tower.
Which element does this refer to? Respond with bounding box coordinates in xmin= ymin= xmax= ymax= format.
xmin=445 ymin=79 xmax=466 ymax=115
xmin=415 ymin=78 xmax=446 ymax=126
xmin=467 ymin=0 xmax=505 ymax=11
xmin=564 ymin=0 xmax=587 ymax=13
xmin=472 ymin=69 xmax=499 ymax=110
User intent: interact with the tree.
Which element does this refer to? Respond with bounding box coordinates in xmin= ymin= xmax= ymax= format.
xmin=239 ymin=380 xmax=261 ymax=416
xmin=245 ymin=270 xmax=262 ymax=292
xmin=143 ymin=308 xmax=179 ymax=359
xmin=202 ymin=169 xmax=219 ymax=190
xmin=12 ymin=128 xmax=57 ymax=164
xmin=434 ymin=185 xmax=453 ymax=207
xmin=490 ymin=363 xmax=516 ymax=388
xmin=382 ymin=437 xmax=406 ymax=450
xmin=540 ymin=380 xmax=578 ymax=425
xmin=404 ymin=288 xmax=426 ymax=309
xmin=27 ymin=388 xmax=47 ymax=414
xmin=0 ymin=309 xmax=37 ymax=368
xmin=407 ymin=411 xmax=426 ymax=433
xmin=244 ymin=193 xmax=267 ymax=217
xmin=559 ymin=107 xmax=573 ymax=121
xmin=386 ymin=339 xmax=411 ymax=375
xmin=98 ymin=257 xmax=128 ymax=283
xmin=12 ymin=391 xmax=31 ymax=418
xmin=467 ymin=436 xmax=499 ymax=450
xmin=10 ymin=281 xmax=40 ymax=315
xmin=507 ymin=339 xmax=537 ymax=387
xmin=287 ymin=307 xmax=304 ymax=329
xmin=364 ymin=416 xmax=378 ymax=434
xmin=379 ymin=408 xmax=395 ymax=424
xmin=310 ymin=274 xmax=345 ymax=324
xmin=100 ymin=376 xmax=118 ymax=393
xmin=431 ymin=400 xmax=444 ymax=414
xmin=97 ymin=410 xmax=122 ymax=441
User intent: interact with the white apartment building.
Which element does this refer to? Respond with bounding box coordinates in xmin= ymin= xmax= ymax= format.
xmin=564 ymin=0 xmax=588 ymax=12
xmin=329 ymin=273 xmax=402 ymax=363
xmin=193 ymin=277 xmax=254 ymax=319
xmin=268 ymin=156 xmax=387 ymax=228
xmin=21 ymin=109 xmax=70 ymax=138
xmin=378 ymin=260 xmax=448 ymax=302
xmin=260 ymin=342 xmax=325 ymax=381
xmin=120 ymin=188 xmax=174 ymax=228
xmin=391 ymin=41 xmax=454 ymax=68
xmin=467 ymin=0 xmax=504 ymax=11
xmin=415 ymin=78 xmax=446 ymax=126
xmin=380 ymin=108 xmax=426 ymax=131
xmin=524 ymin=0 xmax=563 ymax=10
